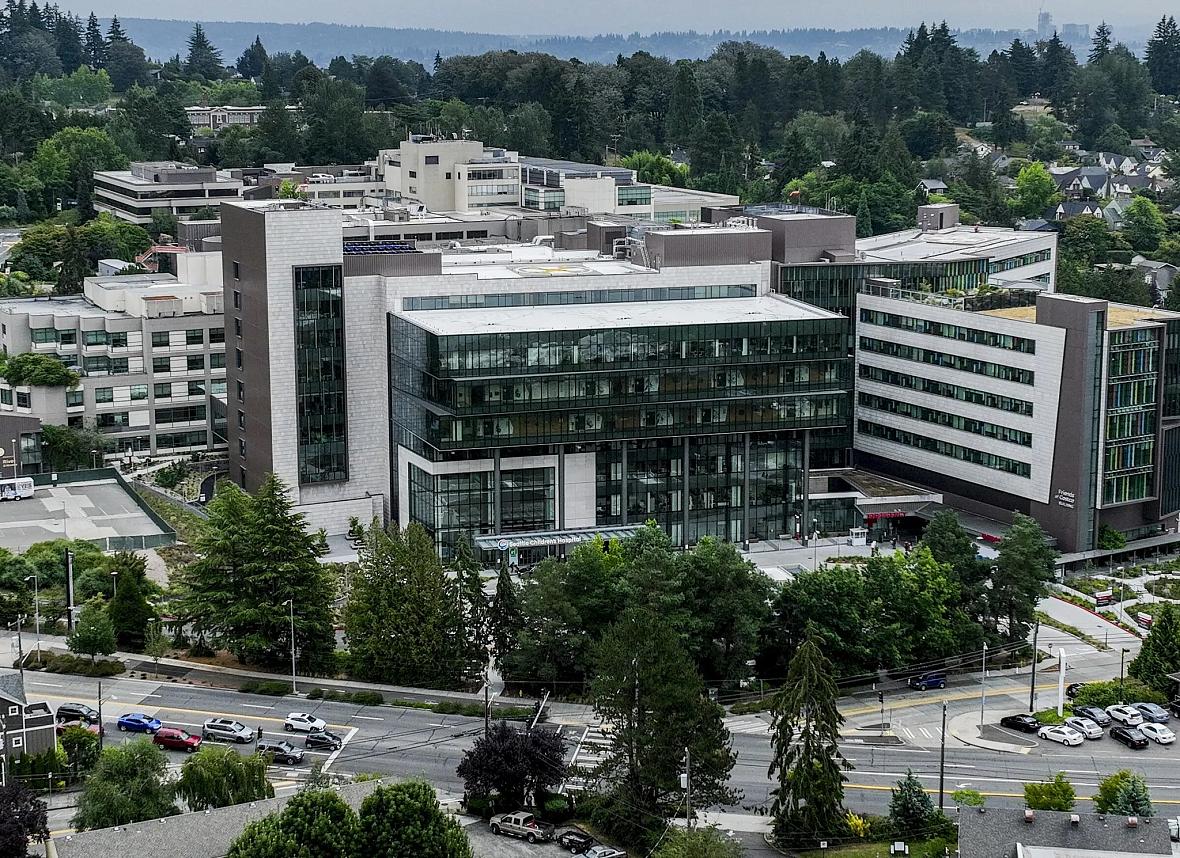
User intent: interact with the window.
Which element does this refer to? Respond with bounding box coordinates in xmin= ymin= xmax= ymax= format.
xmin=156 ymin=405 xmax=206 ymax=424
xmin=240 ymin=467 xmax=247 ymax=484
xmin=31 ymin=328 xmax=57 ymax=344
xmin=130 ymin=384 xmax=148 ymax=401
xmin=294 ymin=264 xmax=348 ymax=484
xmin=186 ymin=329 xmax=204 ymax=346
xmin=66 ymin=389 xmax=84 ymax=407
xmin=84 ymin=330 xmax=107 ymax=346
xmin=0 ymin=389 xmax=11 ymax=405
xmin=188 ymin=381 xmax=205 ymax=397
xmin=186 ymin=355 xmax=205 ymax=371
xmin=95 ymin=387 xmax=114 ymax=403
xmin=59 ymin=330 xmax=76 ymax=346
xmin=96 ymin=411 xmax=130 ymax=429
xmin=236 ymin=380 xmax=245 ymax=401
xmin=15 ymin=391 xmax=29 ymax=408
xmin=210 ymin=379 xmax=226 ymax=395
xmin=152 ymin=331 xmax=170 ymax=348
xmin=424 ymin=155 xmax=439 ymax=165
xmin=237 ymin=410 xmax=245 ymax=429
xmin=211 ymin=353 xmax=225 ymax=369
xmin=233 ymin=260 xmax=240 ymax=280
xmin=109 ymin=331 xmax=128 ymax=348
xmin=235 ymin=349 xmax=243 ymax=370
xmin=154 ymin=382 xmax=172 ymax=398
xmin=858 ymin=419 xmax=1031 ymax=477
xmin=153 ymin=357 xmax=170 ymax=374
xmin=234 ymin=318 xmax=242 ymax=337
xmin=408 ymin=170 xmax=417 ymax=178
xmin=233 ymin=290 xmax=241 ymax=309
xmin=239 ymin=439 xmax=247 ymax=457
xmin=209 ymin=327 xmax=225 ymax=344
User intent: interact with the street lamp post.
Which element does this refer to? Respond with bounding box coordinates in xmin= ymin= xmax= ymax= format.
xmin=8 ymin=616 xmax=25 ymax=677
xmin=1119 ymin=647 xmax=1130 ymax=704
xmin=90 ymin=449 xmax=98 ymax=470
xmin=282 ymin=598 xmax=297 ymax=694
xmin=111 ymin=570 xmax=118 ymax=597
xmin=24 ymin=573 xmax=39 ymax=665
xmin=979 ymin=643 xmax=989 ymax=727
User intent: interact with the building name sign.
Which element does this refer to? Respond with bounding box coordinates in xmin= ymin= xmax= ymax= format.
xmin=1054 ymin=489 xmax=1076 ymax=509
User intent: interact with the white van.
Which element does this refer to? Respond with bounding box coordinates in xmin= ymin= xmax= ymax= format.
xmin=0 ymin=477 xmax=35 ymax=501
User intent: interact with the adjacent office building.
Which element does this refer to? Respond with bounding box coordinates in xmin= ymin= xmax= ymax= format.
xmin=0 ymin=262 xmax=228 ymax=463
xmin=94 ymin=162 xmax=247 ymax=226
xmin=220 ymin=200 xmax=857 ymax=549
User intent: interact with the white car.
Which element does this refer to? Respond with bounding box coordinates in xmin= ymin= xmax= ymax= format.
xmin=584 ymin=847 xmax=626 ymax=858
xmin=1038 ymin=725 xmax=1085 ymax=747
xmin=283 ymin=712 xmax=327 ymax=733
xmin=1063 ymin=716 xmax=1103 ymax=740
xmin=1139 ymin=723 xmax=1176 ymax=744
xmin=1107 ymin=705 xmax=1145 ymax=726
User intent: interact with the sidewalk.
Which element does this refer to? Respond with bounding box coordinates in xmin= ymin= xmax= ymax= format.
xmin=947 ymin=710 xmax=1033 ymax=755
xmin=1038 ymin=595 xmax=1143 ymax=654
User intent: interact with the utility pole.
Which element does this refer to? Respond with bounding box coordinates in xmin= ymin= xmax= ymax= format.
xmin=282 ymin=599 xmax=296 ymax=694
xmin=1029 ymin=620 xmax=1040 ymax=713
xmin=1057 ymin=647 xmax=1067 ymax=717
xmin=938 ymin=700 xmax=947 ymax=810
xmin=979 ymin=643 xmax=988 ymax=727
xmin=65 ymin=549 xmax=76 ymax=634
xmin=9 ymin=617 xmax=24 ymax=678
xmin=483 ymin=667 xmax=490 ymax=739
xmin=878 ymin=691 xmax=885 ymax=733
xmin=97 ymin=679 xmax=104 ymax=750
xmin=25 ymin=573 xmax=40 ymax=665
xmin=1119 ymin=647 xmax=1129 ymax=704
xmin=682 ymin=745 xmax=692 ymax=829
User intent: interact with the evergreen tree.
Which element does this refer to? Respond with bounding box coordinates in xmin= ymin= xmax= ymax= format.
xmin=837 ymin=114 xmax=881 ymax=183
xmin=1129 ymin=604 xmax=1180 ymax=694
xmin=184 ymin=23 xmax=223 ymax=80
xmin=452 ymin=533 xmax=489 ymax=671
xmin=890 ymin=769 xmax=938 ymax=829
xmin=1145 ymin=16 xmax=1180 ymax=96
xmin=235 ymin=35 xmax=267 ymax=79
xmin=259 ymin=59 xmax=282 ymax=101
xmin=356 ymin=781 xmax=473 ymax=858
xmin=1038 ymin=33 xmax=1077 ymax=107
xmin=53 ymin=13 xmax=83 ymax=72
xmin=1089 ymin=22 xmax=1113 ymax=63
xmin=488 ymin=558 xmax=522 ymax=669
xmin=54 ymin=224 xmax=88 ymax=295
xmin=254 ymin=100 xmax=301 ymax=162
xmin=990 ymin=513 xmax=1056 ymax=643
xmin=105 ymin=15 xmax=126 ymax=43
xmin=878 ymin=123 xmax=916 ymax=185
xmin=665 ymin=61 xmax=704 ymax=146
xmin=855 ymin=193 xmax=872 ymax=238
xmin=433 ymin=51 xmax=442 ymax=72
xmin=106 ymin=551 xmax=154 ymax=650
xmin=1111 ymin=774 xmax=1154 ymax=818
xmin=769 ymin=632 xmax=849 ymax=844
xmin=66 ymin=596 xmax=116 ymax=660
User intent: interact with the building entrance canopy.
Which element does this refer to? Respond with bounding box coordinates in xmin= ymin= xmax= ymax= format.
xmin=475 ymin=525 xmax=646 ymax=552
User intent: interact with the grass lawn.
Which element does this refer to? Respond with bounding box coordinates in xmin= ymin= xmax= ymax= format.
xmin=798 ymin=842 xmax=950 ymax=858
xmin=1145 ymin=577 xmax=1180 ymax=600
xmin=134 ymin=484 xmax=206 ymax=543
xmin=1065 ymin=577 xmax=1130 ymax=600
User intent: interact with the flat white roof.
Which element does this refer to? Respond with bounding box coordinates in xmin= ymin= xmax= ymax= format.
xmin=399 ymin=294 xmax=838 ymax=335
xmin=856 ymin=226 xmax=1052 ymax=262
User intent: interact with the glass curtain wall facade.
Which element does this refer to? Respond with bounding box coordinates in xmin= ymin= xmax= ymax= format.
xmin=294 ymin=264 xmax=348 ymax=485
xmin=1102 ymin=328 xmax=1161 ymax=506
xmin=390 ymin=312 xmax=852 ymax=551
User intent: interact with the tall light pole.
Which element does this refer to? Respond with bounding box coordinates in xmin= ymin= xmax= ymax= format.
xmin=24 ymin=573 xmax=39 ymax=664
xmin=283 ymin=598 xmax=297 ymax=694
xmin=1029 ymin=620 xmax=1040 ymax=713
xmin=938 ymin=700 xmax=947 ymax=810
xmin=110 ymin=570 xmax=118 ymax=597
xmin=9 ymin=438 xmax=16 ymax=479
xmin=979 ymin=643 xmax=989 ymax=727
xmin=7 ymin=616 xmax=24 ymax=678
xmin=1119 ymin=647 xmax=1130 ymax=704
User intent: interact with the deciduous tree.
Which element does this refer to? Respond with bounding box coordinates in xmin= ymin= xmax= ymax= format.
xmin=73 ymin=740 xmax=177 ymax=830
xmin=67 ymin=596 xmax=115 ymax=660
xmin=456 ymin=720 xmax=566 ymax=808
xmin=176 ymin=747 xmax=273 ymax=810
xmin=0 ymin=782 xmax=49 ymax=857
xmin=1024 ymin=773 xmax=1076 ymax=811
xmin=356 ymin=780 xmax=473 ymax=858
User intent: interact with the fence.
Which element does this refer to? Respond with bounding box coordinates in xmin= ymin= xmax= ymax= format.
xmin=28 ymin=466 xmax=178 ymax=550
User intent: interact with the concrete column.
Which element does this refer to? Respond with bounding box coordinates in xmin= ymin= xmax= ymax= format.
xmin=620 ymin=441 xmax=629 ymax=525
xmin=557 ymin=444 xmax=566 ymax=530
xmin=682 ymin=437 xmax=690 ymax=548
xmin=493 ymin=449 xmax=502 ymax=534
xmin=742 ymin=432 xmax=751 ymax=549
xmin=801 ymin=429 xmax=811 ymax=547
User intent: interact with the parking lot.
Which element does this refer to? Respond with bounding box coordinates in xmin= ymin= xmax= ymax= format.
xmin=0 ymin=479 xmax=168 ymax=552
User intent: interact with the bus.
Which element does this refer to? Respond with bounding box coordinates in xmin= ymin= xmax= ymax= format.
xmin=0 ymin=477 xmax=35 ymax=501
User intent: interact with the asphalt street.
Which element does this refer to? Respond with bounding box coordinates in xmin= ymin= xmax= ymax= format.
xmin=27 ymin=652 xmax=1180 ymax=836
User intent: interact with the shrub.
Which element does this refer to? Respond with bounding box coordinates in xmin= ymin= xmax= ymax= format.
xmin=238 ymin=680 xmax=291 ymax=696
xmin=17 ymin=650 xmax=123 ymax=677
xmin=464 ymin=794 xmax=496 ymax=819
xmin=352 ymin=690 xmax=384 ymax=706
xmin=1073 ymin=678 xmax=1166 ymax=708
xmin=307 ymin=688 xmax=324 ymax=700
xmin=541 ymin=795 xmax=573 ymax=823
xmin=953 ymin=788 xmax=985 ymax=807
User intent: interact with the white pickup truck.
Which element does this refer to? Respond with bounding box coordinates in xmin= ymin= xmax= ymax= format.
xmin=489 ymin=811 xmax=555 ymax=843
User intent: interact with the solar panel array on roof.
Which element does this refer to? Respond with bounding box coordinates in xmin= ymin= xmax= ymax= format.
xmin=342 ymin=240 xmax=418 ymax=255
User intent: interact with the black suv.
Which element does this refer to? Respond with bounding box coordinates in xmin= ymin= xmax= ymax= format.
xmin=55 ymin=703 xmax=100 ymax=725
xmin=305 ymin=730 xmax=343 ymax=751
xmin=257 ymin=739 xmax=305 ymax=765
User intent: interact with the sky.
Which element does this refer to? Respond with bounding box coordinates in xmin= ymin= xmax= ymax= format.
xmin=64 ymin=0 xmax=1161 ymax=36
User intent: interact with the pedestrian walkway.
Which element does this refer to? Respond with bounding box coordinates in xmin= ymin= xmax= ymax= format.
xmin=563 ymin=722 xmax=612 ymax=794
xmin=1038 ymin=595 xmax=1143 ymax=654
xmin=724 ymin=714 xmax=772 ymax=735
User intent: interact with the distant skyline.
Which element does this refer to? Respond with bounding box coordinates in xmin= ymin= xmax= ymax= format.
xmin=61 ymin=1 xmax=1162 ymax=38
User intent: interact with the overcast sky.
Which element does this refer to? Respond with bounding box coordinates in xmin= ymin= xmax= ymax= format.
xmin=64 ymin=1 xmax=1161 ymax=36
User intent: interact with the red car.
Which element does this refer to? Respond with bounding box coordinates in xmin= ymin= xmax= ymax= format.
xmin=56 ymin=719 xmax=104 ymax=737
xmin=152 ymin=727 xmax=202 ymax=753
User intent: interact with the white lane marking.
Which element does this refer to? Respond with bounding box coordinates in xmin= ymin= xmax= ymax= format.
xmin=322 ymin=726 xmax=358 ymax=772
xmin=903 ymin=728 xmax=915 ymax=737
xmin=353 ymin=715 xmax=383 ymax=721
xmin=945 ymin=763 xmax=976 ymax=770
xmin=141 ymin=693 xmax=163 ymax=699
xmin=241 ymin=704 xmax=273 ymax=710
xmin=27 ymin=681 xmax=63 ymax=688
xmin=919 ymin=727 xmax=932 ymax=739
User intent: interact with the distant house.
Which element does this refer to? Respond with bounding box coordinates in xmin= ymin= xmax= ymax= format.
xmin=1131 ymin=256 xmax=1179 ymax=303
xmin=1053 ymin=166 xmax=1111 ymax=198
xmin=988 ymin=153 xmax=1017 ymax=174
xmin=1103 ymin=197 xmax=1132 ymax=230
xmin=1018 ymin=218 xmax=1055 ymax=231
xmin=917 ymin=178 xmax=948 ymax=195
xmin=1109 ymin=172 xmax=1153 ymax=197
xmin=1061 ymin=140 xmax=1082 ymax=152
xmin=958 ymin=807 xmax=1171 ymax=858
xmin=0 ymin=672 xmax=56 ymax=763
xmin=1097 ymin=151 xmax=1141 ymax=174
xmin=1047 ymin=201 xmax=1103 ymax=222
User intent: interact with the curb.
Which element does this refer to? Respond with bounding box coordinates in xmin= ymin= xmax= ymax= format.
xmin=947 ymin=713 xmax=1032 ymax=755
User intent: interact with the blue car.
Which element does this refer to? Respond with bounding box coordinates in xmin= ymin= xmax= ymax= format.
xmin=117 ymin=713 xmax=162 ymax=734
xmin=1133 ymin=702 xmax=1170 ymax=724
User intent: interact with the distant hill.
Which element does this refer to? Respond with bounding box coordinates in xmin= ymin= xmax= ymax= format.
xmin=113 ymin=17 xmax=1127 ymax=67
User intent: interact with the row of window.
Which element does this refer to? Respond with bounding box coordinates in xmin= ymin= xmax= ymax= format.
xmin=857 ymin=419 xmax=1032 ymax=478
xmin=1107 ymin=378 xmax=1158 ymax=410
xmin=1107 ymin=410 xmax=1156 ymax=441
xmin=858 ymin=392 xmax=1033 ymax=447
xmin=1105 ymin=440 xmax=1155 ymax=473
xmin=858 ymin=337 xmax=1035 ymax=385
xmin=1109 ymin=347 xmax=1158 ymax=378
xmin=402 ymin=284 xmax=757 ymax=311
xmin=858 ymin=364 xmax=1034 ymax=416
xmin=859 ymin=308 xmax=1037 ymax=354
xmin=1103 ymin=472 xmax=1154 ymax=506
xmin=0 ymin=389 xmax=31 ymax=407
xmin=988 ymin=248 xmax=1053 ymax=273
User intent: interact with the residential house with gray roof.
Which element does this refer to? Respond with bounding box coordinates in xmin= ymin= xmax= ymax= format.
xmin=958 ymin=807 xmax=1171 ymax=858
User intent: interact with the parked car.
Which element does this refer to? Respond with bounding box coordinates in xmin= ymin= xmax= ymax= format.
xmin=305 ymin=730 xmax=343 ymax=750
xmin=56 ymin=702 xmax=100 ymax=725
xmin=1110 ymin=725 xmax=1150 ymax=749
xmin=1063 ymin=716 xmax=1103 ymax=739
xmin=1169 ymin=698 xmax=1180 ymax=719
xmin=584 ymin=847 xmax=627 ymax=858
xmin=55 ymin=719 xmax=103 ymax=737
xmin=1065 ymin=683 xmax=1087 ymax=699
xmin=116 ymin=713 xmax=161 ymax=734
xmin=557 ymin=828 xmax=596 ymax=854
xmin=257 ymin=739 xmax=305 ymax=765
xmin=202 ymin=718 xmax=255 ymax=744
xmin=1139 ymin=723 xmax=1176 ymax=745
xmin=1107 ymin=705 xmax=1145 ymax=726
xmin=908 ymin=672 xmax=947 ymax=691
xmin=489 ymin=811 xmax=555 ymax=843
xmin=153 ymin=727 xmax=202 ymax=753
xmin=1133 ymin=702 xmax=1171 ymax=724
xmin=1037 ymin=725 xmax=1084 ymax=746
xmin=1074 ymin=705 xmax=1112 ymax=726
xmin=999 ymin=714 xmax=1041 ymax=733
xmin=283 ymin=712 xmax=327 ymax=733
